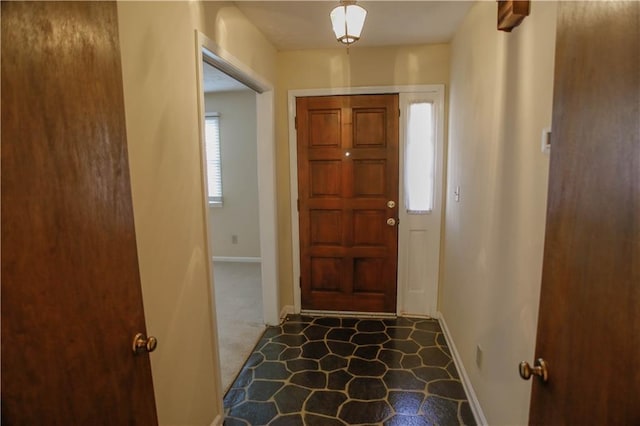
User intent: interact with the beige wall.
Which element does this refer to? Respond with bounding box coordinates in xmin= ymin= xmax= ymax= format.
xmin=117 ymin=2 xmax=276 ymax=424
xmin=275 ymin=44 xmax=451 ymax=308
xmin=117 ymin=0 xmax=556 ymax=421
xmin=441 ymin=2 xmax=557 ymax=424
xmin=205 ymin=90 xmax=260 ymax=258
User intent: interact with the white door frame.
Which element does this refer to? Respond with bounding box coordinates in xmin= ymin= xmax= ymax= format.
xmin=288 ymin=85 xmax=445 ymax=316
xmin=397 ymin=91 xmax=446 ymax=318
xmin=195 ymin=31 xmax=280 ymax=327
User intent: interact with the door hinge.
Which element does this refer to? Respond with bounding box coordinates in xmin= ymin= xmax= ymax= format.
xmin=398 ymin=109 xmax=401 ymax=117
xmin=297 ymin=199 xmax=300 ymax=211
xmin=299 ymin=277 xmax=302 ymax=288
xmin=294 ymin=116 xmax=298 ymax=129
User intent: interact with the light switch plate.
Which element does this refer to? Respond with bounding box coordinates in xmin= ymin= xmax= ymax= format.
xmin=476 ymin=345 xmax=483 ymax=369
xmin=541 ymin=127 xmax=551 ymax=154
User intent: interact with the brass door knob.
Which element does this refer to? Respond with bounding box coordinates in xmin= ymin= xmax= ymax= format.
xmin=519 ymin=358 xmax=548 ymax=382
xmin=132 ymin=333 xmax=158 ymax=355
xmin=386 ymin=218 xmax=397 ymax=226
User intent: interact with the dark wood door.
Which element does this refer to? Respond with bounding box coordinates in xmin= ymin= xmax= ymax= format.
xmin=1 ymin=2 xmax=158 ymax=424
xmin=529 ymin=2 xmax=639 ymax=424
xmin=296 ymin=94 xmax=399 ymax=313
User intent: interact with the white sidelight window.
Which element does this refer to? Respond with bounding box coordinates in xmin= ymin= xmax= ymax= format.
xmin=405 ymin=101 xmax=435 ymax=213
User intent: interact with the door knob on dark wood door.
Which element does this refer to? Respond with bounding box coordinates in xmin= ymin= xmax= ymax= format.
xmin=519 ymin=358 xmax=548 ymax=382
xmin=132 ymin=333 xmax=158 ymax=355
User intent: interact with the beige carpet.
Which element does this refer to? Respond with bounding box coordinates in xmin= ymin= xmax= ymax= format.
xmin=213 ymin=261 xmax=265 ymax=392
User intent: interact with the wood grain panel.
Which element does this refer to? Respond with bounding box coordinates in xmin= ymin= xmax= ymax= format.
xmin=297 ymin=94 xmax=399 ymax=312
xmin=1 ymin=2 xmax=158 ymax=424
xmin=310 ymin=258 xmax=342 ymax=292
xmin=354 ymin=258 xmax=385 ymax=293
xmin=353 ymin=160 xmax=386 ymax=197
xmin=310 ymin=161 xmax=341 ymax=197
xmin=310 ymin=210 xmax=342 ymax=246
xmin=353 ymin=210 xmax=385 ymax=246
xmin=308 ymin=109 xmax=341 ymax=147
xmin=353 ymin=108 xmax=387 ymax=147
xmin=529 ymin=2 xmax=639 ymax=424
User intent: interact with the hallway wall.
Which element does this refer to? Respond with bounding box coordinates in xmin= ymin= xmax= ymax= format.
xmin=441 ymin=1 xmax=557 ymax=424
xmin=275 ymin=44 xmax=451 ymax=308
xmin=205 ymin=90 xmax=261 ymax=259
xmin=117 ymin=2 xmax=276 ymax=424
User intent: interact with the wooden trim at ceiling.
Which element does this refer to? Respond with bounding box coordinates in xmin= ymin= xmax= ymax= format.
xmin=497 ymin=0 xmax=530 ymax=32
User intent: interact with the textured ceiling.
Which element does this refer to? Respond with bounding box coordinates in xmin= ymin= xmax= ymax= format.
xmin=234 ymin=1 xmax=474 ymax=51
xmin=203 ymin=61 xmax=251 ymax=93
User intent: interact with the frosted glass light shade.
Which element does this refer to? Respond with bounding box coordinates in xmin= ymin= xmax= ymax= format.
xmin=330 ymin=3 xmax=367 ymax=45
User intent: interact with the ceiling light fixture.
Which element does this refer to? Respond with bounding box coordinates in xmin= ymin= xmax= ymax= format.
xmin=330 ymin=0 xmax=367 ymax=46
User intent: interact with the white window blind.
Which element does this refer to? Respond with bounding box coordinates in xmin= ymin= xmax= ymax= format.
xmin=405 ymin=102 xmax=435 ymax=213
xmin=205 ymin=114 xmax=223 ymax=205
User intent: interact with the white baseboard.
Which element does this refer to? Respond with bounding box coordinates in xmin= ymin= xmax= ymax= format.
xmin=209 ymin=414 xmax=223 ymax=426
xmin=438 ymin=312 xmax=488 ymax=426
xmin=279 ymin=304 xmax=294 ymax=321
xmin=212 ymin=256 xmax=261 ymax=263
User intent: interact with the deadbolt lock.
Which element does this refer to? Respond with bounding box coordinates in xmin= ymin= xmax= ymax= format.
xmin=387 ymin=200 xmax=396 ymax=208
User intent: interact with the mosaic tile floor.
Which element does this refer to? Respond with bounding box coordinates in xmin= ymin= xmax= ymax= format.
xmin=223 ymin=315 xmax=476 ymax=425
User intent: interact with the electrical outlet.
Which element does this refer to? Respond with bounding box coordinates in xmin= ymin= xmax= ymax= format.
xmin=231 ymin=235 xmax=238 ymax=244
xmin=476 ymin=345 xmax=483 ymax=369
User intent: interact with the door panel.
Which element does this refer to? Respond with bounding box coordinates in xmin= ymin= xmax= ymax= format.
xmin=397 ymin=92 xmax=444 ymax=317
xmin=529 ymin=2 xmax=639 ymax=424
xmin=297 ymin=94 xmax=399 ymax=313
xmin=1 ymin=2 xmax=158 ymax=424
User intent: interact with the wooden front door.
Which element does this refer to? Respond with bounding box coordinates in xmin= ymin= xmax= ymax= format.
xmin=528 ymin=2 xmax=639 ymax=424
xmin=1 ymin=2 xmax=158 ymax=424
xmin=296 ymin=94 xmax=399 ymax=313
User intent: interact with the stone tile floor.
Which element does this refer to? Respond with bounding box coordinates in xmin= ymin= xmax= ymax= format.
xmin=223 ymin=315 xmax=476 ymax=425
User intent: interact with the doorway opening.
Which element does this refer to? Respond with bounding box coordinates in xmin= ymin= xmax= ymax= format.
xmin=202 ymin=62 xmax=263 ymax=391
xmin=195 ymin=32 xmax=279 ymax=394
